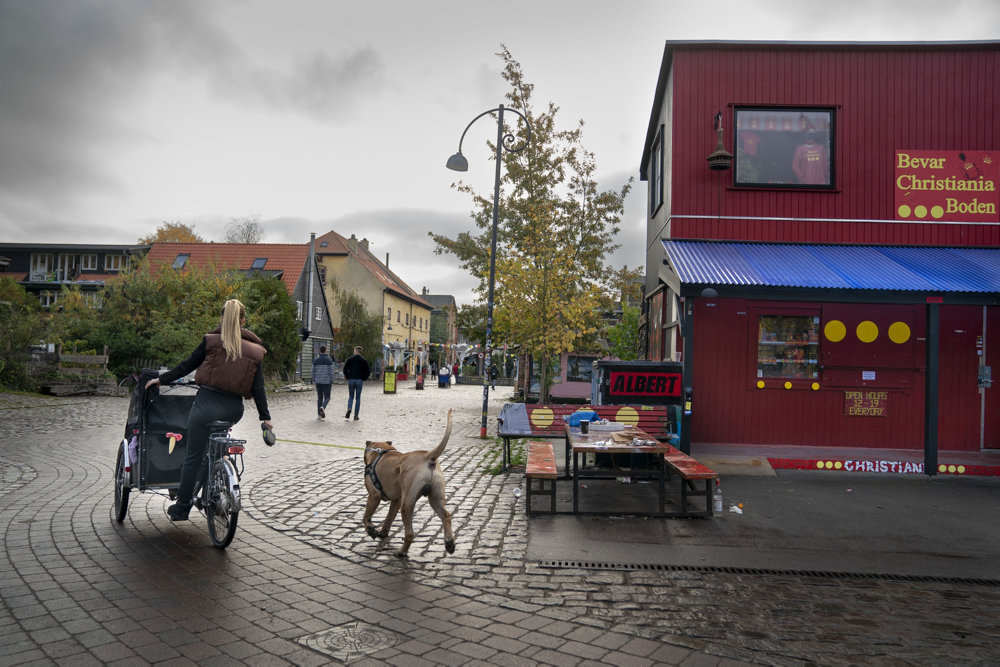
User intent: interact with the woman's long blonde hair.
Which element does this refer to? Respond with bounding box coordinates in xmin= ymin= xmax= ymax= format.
xmin=220 ymin=299 xmax=246 ymax=361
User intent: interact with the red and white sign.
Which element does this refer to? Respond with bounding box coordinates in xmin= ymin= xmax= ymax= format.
xmin=895 ymin=150 xmax=998 ymax=222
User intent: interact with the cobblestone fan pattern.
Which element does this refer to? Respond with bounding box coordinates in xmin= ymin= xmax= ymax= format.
xmin=1 ymin=389 xmax=998 ymax=665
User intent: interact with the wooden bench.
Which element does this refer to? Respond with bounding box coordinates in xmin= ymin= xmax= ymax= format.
xmin=524 ymin=440 xmax=557 ymax=515
xmin=497 ymin=403 xmax=680 ymax=473
xmin=662 ymin=445 xmax=719 ymax=516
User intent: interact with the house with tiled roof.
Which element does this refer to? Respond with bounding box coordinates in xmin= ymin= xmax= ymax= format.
xmin=0 ymin=242 xmax=149 ymax=308
xmin=314 ymin=231 xmax=432 ymax=378
xmin=146 ymin=240 xmax=333 ymax=380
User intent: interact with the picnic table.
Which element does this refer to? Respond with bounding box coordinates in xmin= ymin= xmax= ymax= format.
xmin=566 ymin=424 xmax=718 ymax=517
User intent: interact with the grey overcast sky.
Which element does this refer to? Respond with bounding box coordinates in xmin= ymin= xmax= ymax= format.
xmin=2 ymin=1 xmax=999 ymax=304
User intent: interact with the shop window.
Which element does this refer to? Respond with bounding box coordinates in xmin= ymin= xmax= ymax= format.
xmin=757 ymin=314 xmax=820 ymax=380
xmin=566 ymin=356 xmax=595 ymax=382
xmin=735 ymin=108 xmax=835 ymax=189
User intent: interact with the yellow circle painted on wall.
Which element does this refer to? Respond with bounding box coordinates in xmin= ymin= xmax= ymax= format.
xmin=756 ymin=380 xmax=765 ymax=389
xmin=530 ymin=407 xmax=554 ymax=428
xmin=824 ymin=320 xmax=847 ymax=342
xmin=915 ymin=205 xmax=928 ymax=218
xmin=857 ymin=320 xmax=879 ymax=343
xmin=888 ymin=321 xmax=911 ymax=344
xmin=898 ymin=204 xmax=911 ymax=217
xmin=784 ymin=381 xmax=792 ymax=389
xmin=811 ymin=382 xmax=820 ymax=390
xmin=931 ymin=205 xmax=945 ymax=219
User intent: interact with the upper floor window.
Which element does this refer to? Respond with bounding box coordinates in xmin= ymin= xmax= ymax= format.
xmin=649 ymin=126 xmax=664 ymax=215
xmin=105 ymin=254 xmax=126 ymax=271
xmin=251 ymin=257 xmax=267 ymax=270
xmin=734 ymin=108 xmax=835 ymax=189
xmin=172 ymin=254 xmax=189 ymax=269
xmin=81 ymin=254 xmax=98 ymax=271
xmin=30 ymin=253 xmax=53 ymax=281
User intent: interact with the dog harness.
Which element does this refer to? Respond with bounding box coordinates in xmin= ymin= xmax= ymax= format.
xmin=364 ymin=448 xmax=390 ymax=500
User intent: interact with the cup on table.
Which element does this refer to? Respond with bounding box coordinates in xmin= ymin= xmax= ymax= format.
xmin=580 ymin=419 xmax=590 ymax=434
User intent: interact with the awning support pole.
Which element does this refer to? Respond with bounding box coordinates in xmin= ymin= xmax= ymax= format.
xmin=924 ymin=302 xmax=939 ymax=477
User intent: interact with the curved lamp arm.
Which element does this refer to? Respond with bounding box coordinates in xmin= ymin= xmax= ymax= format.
xmin=446 ymin=104 xmax=532 ymax=171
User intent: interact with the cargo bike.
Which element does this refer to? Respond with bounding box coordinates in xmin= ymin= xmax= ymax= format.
xmin=113 ymin=369 xmax=246 ymax=548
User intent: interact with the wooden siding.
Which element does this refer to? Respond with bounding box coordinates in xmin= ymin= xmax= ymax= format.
xmin=668 ymin=45 xmax=1000 ymax=246
xmin=689 ymin=297 xmax=994 ymax=451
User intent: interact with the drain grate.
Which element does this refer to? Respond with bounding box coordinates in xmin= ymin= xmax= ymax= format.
xmin=298 ymin=621 xmax=400 ymax=662
xmin=534 ymin=560 xmax=1000 ymax=586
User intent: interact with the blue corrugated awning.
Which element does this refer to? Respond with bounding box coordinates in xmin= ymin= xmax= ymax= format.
xmin=663 ymin=240 xmax=1000 ymax=294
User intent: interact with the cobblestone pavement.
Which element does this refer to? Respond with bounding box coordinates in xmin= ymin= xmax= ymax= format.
xmin=1 ymin=384 xmax=999 ymax=665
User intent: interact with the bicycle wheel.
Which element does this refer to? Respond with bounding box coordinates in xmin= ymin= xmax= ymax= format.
xmin=114 ymin=443 xmax=130 ymax=523
xmin=207 ymin=459 xmax=239 ymax=548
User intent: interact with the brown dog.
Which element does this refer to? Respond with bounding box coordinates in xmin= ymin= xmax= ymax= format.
xmin=362 ymin=409 xmax=455 ymax=557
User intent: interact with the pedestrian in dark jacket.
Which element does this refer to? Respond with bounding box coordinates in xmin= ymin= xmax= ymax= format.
xmin=144 ymin=299 xmax=272 ymax=521
xmin=342 ymin=346 xmax=371 ymax=420
xmin=312 ymin=345 xmax=335 ymax=418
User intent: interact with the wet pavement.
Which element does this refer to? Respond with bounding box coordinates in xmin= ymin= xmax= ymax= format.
xmin=1 ymin=381 xmax=998 ymax=665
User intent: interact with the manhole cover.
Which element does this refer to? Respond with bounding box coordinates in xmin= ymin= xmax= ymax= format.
xmin=298 ymin=621 xmax=400 ymax=661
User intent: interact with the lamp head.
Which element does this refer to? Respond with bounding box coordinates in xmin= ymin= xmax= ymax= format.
xmin=446 ymin=152 xmax=469 ymax=172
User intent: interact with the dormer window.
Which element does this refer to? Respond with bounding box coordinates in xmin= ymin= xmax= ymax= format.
xmin=172 ymin=254 xmax=190 ymax=269
xmin=251 ymin=257 xmax=267 ymax=270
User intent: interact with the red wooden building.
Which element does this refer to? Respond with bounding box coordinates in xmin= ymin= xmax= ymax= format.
xmin=640 ymin=41 xmax=1000 ymax=462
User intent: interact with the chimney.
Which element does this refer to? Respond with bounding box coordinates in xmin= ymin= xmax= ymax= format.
xmin=385 ymin=252 xmax=389 ymax=268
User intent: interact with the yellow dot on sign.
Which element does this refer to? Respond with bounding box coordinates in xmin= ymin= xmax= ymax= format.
xmin=888 ymin=321 xmax=911 ymax=344
xmin=931 ymin=205 xmax=945 ymax=219
xmin=834 ymin=461 xmax=843 ymax=469
xmin=938 ymin=464 xmax=947 ymax=473
xmin=615 ymin=406 xmax=639 ymax=426
xmin=816 ymin=461 xmax=826 ymax=469
xmin=957 ymin=465 xmax=966 ymax=474
xmin=811 ymin=382 xmax=820 ymax=390
xmin=915 ymin=205 xmax=928 ymax=218
xmin=825 ymin=320 xmax=847 ymax=342
xmin=857 ymin=320 xmax=879 ymax=343
xmin=531 ymin=407 xmax=553 ymax=428
xmin=898 ymin=204 xmax=911 ymax=218
xmin=757 ymin=380 xmax=765 ymax=389
xmin=784 ymin=381 xmax=792 ymax=389
xmin=948 ymin=464 xmax=957 ymax=473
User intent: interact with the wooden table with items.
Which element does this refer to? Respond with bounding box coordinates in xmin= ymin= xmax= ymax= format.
xmin=565 ymin=424 xmax=718 ymax=517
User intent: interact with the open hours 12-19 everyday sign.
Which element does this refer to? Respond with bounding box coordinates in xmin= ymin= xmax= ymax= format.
xmin=895 ymin=150 xmax=998 ymax=222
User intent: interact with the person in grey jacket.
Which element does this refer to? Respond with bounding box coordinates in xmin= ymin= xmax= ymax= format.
xmin=312 ymin=345 xmax=335 ymax=418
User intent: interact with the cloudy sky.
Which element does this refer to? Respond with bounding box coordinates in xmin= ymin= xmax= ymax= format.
xmin=2 ymin=1 xmax=999 ymax=304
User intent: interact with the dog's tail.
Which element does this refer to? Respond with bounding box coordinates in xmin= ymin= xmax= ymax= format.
xmin=428 ymin=409 xmax=453 ymax=461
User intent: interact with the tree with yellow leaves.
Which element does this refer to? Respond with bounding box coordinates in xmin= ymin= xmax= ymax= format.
xmin=432 ymin=46 xmax=633 ymax=402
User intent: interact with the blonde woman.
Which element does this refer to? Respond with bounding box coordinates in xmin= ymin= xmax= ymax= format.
xmin=145 ymin=299 xmax=273 ymax=521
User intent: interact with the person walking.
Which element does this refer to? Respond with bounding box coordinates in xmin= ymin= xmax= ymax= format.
xmin=490 ymin=362 xmax=499 ymax=390
xmin=342 ymin=345 xmax=370 ymax=420
xmin=144 ymin=299 xmax=272 ymax=521
xmin=312 ymin=345 xmax=334 ymax=418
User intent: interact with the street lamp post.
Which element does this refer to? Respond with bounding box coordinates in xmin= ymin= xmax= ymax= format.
xmin=447 ymin=104 xmax=531 ymax=439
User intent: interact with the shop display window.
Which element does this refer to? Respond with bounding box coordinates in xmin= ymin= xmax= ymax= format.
xmin=734 ymin=107 xmax=835 ymax=189
xmin=757 ymin=314 xmax=820 ymax=379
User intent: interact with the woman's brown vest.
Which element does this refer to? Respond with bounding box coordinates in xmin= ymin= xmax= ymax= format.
xmin=195 ymin=328 xmax=266 ymax=398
